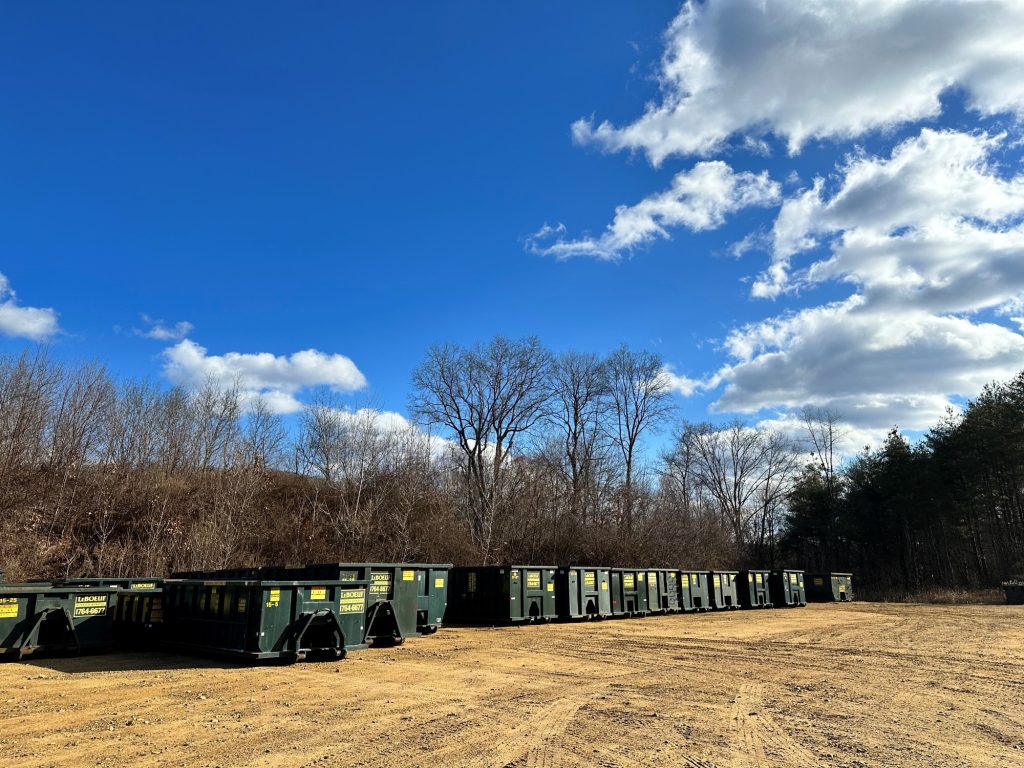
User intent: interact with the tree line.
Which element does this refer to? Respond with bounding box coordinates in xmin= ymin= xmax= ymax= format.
xmin=1 ymin=339 xmax=1021 ymax=594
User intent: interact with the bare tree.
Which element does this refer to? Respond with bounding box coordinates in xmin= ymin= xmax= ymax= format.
xmin=675 ymin=420 xmax=797 ymax=557
xmin=605 ymin=345 xmax=673 ymax=533
xmin=411 ymin=336 xmax=553 ymax=561
xmin=546 ymin=351 xmax=611 ymax=525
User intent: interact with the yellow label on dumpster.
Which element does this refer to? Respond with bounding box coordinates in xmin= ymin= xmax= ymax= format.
xmin=814 ymin=577 xmax=824 ymax=586
xmin=755 ymin=573 xmax=763 ymax=585
xmin=130 ymin=582 xmax=157 ymax=590
xmin=624 ymin=574 xmax=635 ymax=589
xmin=266 ymin=589 xmax=281 ymax=608
xmin=681 ymin=574 xmax=690 ymax=588
xmin=510 ymin=570 xmax=519 ymax=580
xmin=638 ymin=573 xmax=645 ymax=582
xmin=310 ymin=587 xmax=327 ymax=601
xmin=402 ymin=570 xmax=416 ymax=582
xmin=371 ymin=571 xmax=393 ymax=596
xmin=584 ymin=571 xmax=596 ymax=587
xmin=546 ymin=582 xmax=554 ymax=592
xmin=526 ymin=571 xmax=541 ymax=589
xmin=434 ymin=577 xmax=445 ymax=589
xmin=73 ymin=594 xmax=108 ymax=617
xmin=339 ymin=589 xmax=366 ymax=614
xmin=467 ymin=572 xmax=477 ymax=592
xmin=713 ymin=575 xmax=721 ymax=588
xmin=237 ymin=597 xmax=247 ymax=613
xmin=601 ymin=580 xmax=608 ymax=590
xmin=790 ymin=573 xmax=798 ymax=585
xmin=0 ymin=598 xmax=19 ymax=619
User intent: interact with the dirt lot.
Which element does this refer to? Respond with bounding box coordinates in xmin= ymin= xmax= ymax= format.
xmin=2 ymin=603 xmax=1023 ymax=768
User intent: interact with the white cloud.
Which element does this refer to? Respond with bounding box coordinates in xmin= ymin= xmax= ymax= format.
xmin=133 ymin=314 xmax=194 ymax=341
xmin=0 ymin=272 xmax=59 ymax=341
xmin=716 ymin=297 xmax=1024 ymax=430
xmin=658 ymin=366 xmax=706 ymax=397
xmin=711 ymin=128 xmax=1024 ymax=435
xmin=574 ymin=0 xmax=1024 ymax=164
xmin=759 ymin=129 xmax=1024 ymax=299
xmin=331 ymin=407 xmax=453 ymax=458
xmin=162 ymin=339 xmax=368 ymax=414
xmin=529 ymin=161 xmax=779 ymax=260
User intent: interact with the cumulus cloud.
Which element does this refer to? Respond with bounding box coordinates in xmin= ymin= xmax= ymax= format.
xmin=759 ymin=129 xmax=1024 ymax=299
xmin=529 ymin=161 xmax=779 ymax=260
xmin=162 ymin=339 xmax=368 ymax=414
xmin=329 ymin=407 xmax=453 ymax=458
xmin=574 ymin=0 xmax=1024 ymax=164
xmin=712 ymin=128 xmax=1024 ymax=436
xmin=658 ymin=366 xmax=706 ymax=397
xmin=0 ymin=272 xmax=59 ymax=341
xmin=133 ymin=314 xmax=194 ymax=341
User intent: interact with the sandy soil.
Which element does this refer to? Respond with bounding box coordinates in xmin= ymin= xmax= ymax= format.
xmin=2 ymin=603 xmax=1023 ymax=768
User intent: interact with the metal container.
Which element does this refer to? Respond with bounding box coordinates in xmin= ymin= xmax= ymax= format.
xmin=301 ymin=564 xmax=423 ymax=645
xmin=656 ymin=570 xmax=682 ymax=613
xmin=555 ymin=567 xmax=612 ymax=620
xmin=708 ymin=570 xmax=740 ymax=610
xmin=770 ymin=570 xmax=806 ymax=607
xmin=162 ymin=577 xmax=369 ymax=662
xmin=640 ymin=569 xmax=665 ymax=614
xmin=680 ymin=570 xmax=710 ymax=611
xmin=806 ymin=572 xmax=854 ymax=602
xmin=1003 ymin=578 xmax=1024 ymax=605
xmin=414 ymin=564 xmax=451 ymax=634
xmin=448 ymin=566 xmax=558 ymax=624
xmin=0 ymin=583 xmax=117 ymax=660
xmin=609 ymin=569 xmax=650 ymax=617
xmin=59 ymin=579 xmax=165 ymax=649
xmin=738 ymin=570 xmax=773 ymax=608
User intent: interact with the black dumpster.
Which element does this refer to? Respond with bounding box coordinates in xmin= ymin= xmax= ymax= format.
xmin=770 ymin=570 xmax=806 ymax=607
xmin=555 ymin=567 xmax=612 ymax=620
xmin=708 ymin=570 xmax=740 ymax=610
xmin=1 ymin=583 xmax=117 ymax=660
xmin=738 ymin=570 xmax=773 ymax=608
xmin=162 ymin=577 xmax=370 ymax=662
xmin=806 ymin=572 xmax=853 ymax=602
xmin=448 ymin=566 xmax=558 ymax=624
xmin=1003 ymin=578 xmax=1024 ymax=605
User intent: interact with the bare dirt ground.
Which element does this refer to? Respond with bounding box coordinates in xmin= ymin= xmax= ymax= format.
xmin=3 ymin=603 xmax=1023 ymax=768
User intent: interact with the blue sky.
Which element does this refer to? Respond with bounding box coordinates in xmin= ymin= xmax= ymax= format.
xmin=4 ymin=2 xmax=1024 ymax=452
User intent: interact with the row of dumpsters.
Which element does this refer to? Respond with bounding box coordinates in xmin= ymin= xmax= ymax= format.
xmin=0 ymin=565 xmax=853 ymax=663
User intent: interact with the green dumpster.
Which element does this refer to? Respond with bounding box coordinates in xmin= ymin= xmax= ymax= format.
xmin=770 ymin=570 xmax=806 ymax=607
xmin=58 ymin=578 xmax=165 ymax=648
xmin=806 ymin=572 xmax=853 ymax=602
xmin=680 ymin=570 xmax=710 ymax=611
xmin=302 ymin=564 xmax=421 ymax=645
xmin=641 ymin=569 xmax=665 ymax=614
xmin=655 ymin=570 xmax=682 ymax=613
xmin=448 ymin=566 xmax=558 ymax=624
xmin=162 ymin=577 xmax=369 ymax=662
xmin=1 ymin=583 xmax=117 ymax=660
xmin=738 ymin=570 xmax=773 ymax=608
xmin=555 ymin=567 xmax=612 ymax=620
xmin=609 ymin=569 xmax=650 ymax=617
xmin=708 ymin=570 xmax=740 ymax=610
xmin=415 ymin=564 xmax=451 ymax=634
